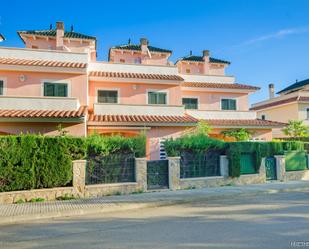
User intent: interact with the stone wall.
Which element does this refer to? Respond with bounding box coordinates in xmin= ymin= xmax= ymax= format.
xmin=0 ymin=158 xmax=148 ymax=204
xmin=0 ymin=187 xmax=75 ymax=204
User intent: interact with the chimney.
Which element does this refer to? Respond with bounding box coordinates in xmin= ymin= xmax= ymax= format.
xmin=202 ymin=50 xmax=210 ymax=74
xmin=56 ymin=21 xmax=64 ymax=49
xmin=140 ymin=38 xmax=148 ymax=53
xmin=269 ymin=83 xmax=275 ymax=99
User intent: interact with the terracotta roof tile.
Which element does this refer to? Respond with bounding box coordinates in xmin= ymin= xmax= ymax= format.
xmin=88 ymin=114 xmax=197 ymax=125
xmin=89 ymin=71 xmax=184 ymax=81
xmin=0 ymin=58 xmax=87 ymax=69
xmin=0 ymin=106 xmax=87 ymax=119
xmin=203 ymin=119 xmax=285 ymax=127
xmin=182 ymin=82 xmax=260 ymax=90
xmin=250 ymin=97 xmax=298 ymax=110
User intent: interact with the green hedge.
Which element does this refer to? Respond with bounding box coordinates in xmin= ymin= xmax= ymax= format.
xmin=0 ymin=133 xmax=146 ymax=192
xmin=0 ymin=135 xmax=85 ymax=192
xmin=164 ymin=134 xmax=225 ymax=157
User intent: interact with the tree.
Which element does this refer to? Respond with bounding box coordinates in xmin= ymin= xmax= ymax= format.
xmin=194 ymin=121 xmax=212 ymax=136
xmin=221 ymin=128 xmax=252 ymax=141
xmin=282 ymin=120 xmax=309 ymax=138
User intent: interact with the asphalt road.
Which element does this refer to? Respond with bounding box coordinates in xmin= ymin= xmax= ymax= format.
xmin=0 ymin=191 xmax=309 ymax=249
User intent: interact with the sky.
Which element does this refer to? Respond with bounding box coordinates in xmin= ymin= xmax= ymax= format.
xmin=0 ymin=0 xmax=309 ymax=105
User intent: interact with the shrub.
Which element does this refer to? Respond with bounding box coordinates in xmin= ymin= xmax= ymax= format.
xmin=0 ymin=135 xmax=85 ymax=192
xmin=164 ymin=134 xmax=225 ymax=157
xmin=221 ymin=128 xmax=252 ymax=141
xmin=85 ymin=133 xmax=146 ymax=158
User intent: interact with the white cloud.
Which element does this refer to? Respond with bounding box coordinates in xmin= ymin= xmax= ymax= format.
xmin=242 ymin=26 xmax=309 ymax=45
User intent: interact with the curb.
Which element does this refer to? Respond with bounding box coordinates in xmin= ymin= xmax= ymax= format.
xmin=1 ymin=184 xmax=309 ymax=225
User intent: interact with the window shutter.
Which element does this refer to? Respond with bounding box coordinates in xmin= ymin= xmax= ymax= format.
xmin=56 ymin=84 xmax=68 ymax=97
xmin=221 ymin=99 xmax=228 ymax=110
xmin=44 ymin=83 xmax=55 ymax=96
xmin=230 ymin=99 xmax=236 ymax=110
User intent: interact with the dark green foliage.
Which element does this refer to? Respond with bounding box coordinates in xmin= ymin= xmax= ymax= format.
xmin=164 ymin=134 xmax=225 ymax=157
xmin=85 ymin=133 xmax=146 ymax=158
xmin=0 ymin=133 xmax=146 ymax=192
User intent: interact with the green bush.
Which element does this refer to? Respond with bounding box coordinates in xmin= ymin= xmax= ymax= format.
xmin=0 ymin=133 xmax=146 ymax=192
xmin=164 ymin=134 xmax=225 ymax=157
xmin=85 ymin=133 xmax=146 ymax=158
xmin=0 ymin=135 xmax=86 ymax=192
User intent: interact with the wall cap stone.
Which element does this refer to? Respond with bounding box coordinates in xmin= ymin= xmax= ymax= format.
xmin=85 ymin=182 xmax=138 ymax=189
xmin=72 ymin=159 xmax=87 ymax=163
xmin=0 ymin=187 xmax=74 ymax=196
xmin=135 ymin=157 xmax=147 ymax=161
xmin=167 ymin=157 xmax=181 ymax=159
xmin=180 ymin=176 xmax=224 ymax=182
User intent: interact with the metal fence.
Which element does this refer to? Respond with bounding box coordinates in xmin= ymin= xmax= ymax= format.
xmin=180 ymin=150 xmax=221 ymax=178
xmin=240 ymin=153 xmax=257 ymax=174
xmin=86 ymin=154 xmax=135 ymax=185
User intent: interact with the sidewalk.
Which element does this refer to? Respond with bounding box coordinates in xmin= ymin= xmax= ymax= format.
xmin=1 ymin=180 xmax=309 ymax=225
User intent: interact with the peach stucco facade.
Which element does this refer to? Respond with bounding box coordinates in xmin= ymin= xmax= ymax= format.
xmin=0 ymin=71 xmax=87 ymax=105
xmin=0 ymin=21 xmax=283 ymax=159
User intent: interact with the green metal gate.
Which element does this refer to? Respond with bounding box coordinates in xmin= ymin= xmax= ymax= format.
xmin=147 ymin=160 xmax=169 ymax=190
xmin=265 ymin=157 xmax=277 ymax=180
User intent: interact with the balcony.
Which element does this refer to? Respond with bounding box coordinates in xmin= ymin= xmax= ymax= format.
xmin=94 ymin=103 xmax=185 ymax=116
xmin=0 ymin=47 xmax=88 ymax=64
xmin=186 ymin=109 xmax=257 ymax=120
xmin=0 ymin=96 xmax=79 ymax=111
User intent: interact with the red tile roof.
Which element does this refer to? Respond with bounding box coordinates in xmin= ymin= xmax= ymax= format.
xmin=182 ymin=82 xmax=260 ymax=90
xmin=89 ymin=71 xmax=184 ymax=81
xmin=204 ymin=119 xmax=285 ymax=127
xmin=250 ymin=97 xmax=298 ymax=110
xmin=0 ymin=106 xmax=87 ymax=119
xmin=88 ymin=114 xmax=197 ymax=125
xmin=0 ymin=58 xmax=87 ymax=69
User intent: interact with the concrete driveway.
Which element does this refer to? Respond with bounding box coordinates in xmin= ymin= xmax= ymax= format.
xmin=0 ymin=191 xmax=308 ymax=249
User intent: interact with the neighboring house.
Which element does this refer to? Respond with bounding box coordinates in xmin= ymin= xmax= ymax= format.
xmin=0 ymin=21 xmax=283 ymax=159
xmin=251 ymin=80 xmax=309 ymax=137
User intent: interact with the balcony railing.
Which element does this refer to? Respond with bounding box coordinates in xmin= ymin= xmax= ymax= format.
xmin=0 ymin=47 xmax=88 ymax=64
xmin=186 ymin=109 xmax=257 ymax=120
xmin=94 ymin=103 xmax=185 ymax=116
xmin=0 ymin=96 xmax=79 ymax=111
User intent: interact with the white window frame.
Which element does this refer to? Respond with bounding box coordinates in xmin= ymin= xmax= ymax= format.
xmin=96 ymin=88 xmax=120 ymax=104
xmin=0 ymin=77 xmax=7 ymax=96
xmin=41 ymin=79 xmax=71 ymax=97
xmin=146 ymin=89 xmax=169 ymax=105
xmin=182 ymin=96 xmax=199 ymax=110
xmin=220 ymin=97 xmax=238 ymax=111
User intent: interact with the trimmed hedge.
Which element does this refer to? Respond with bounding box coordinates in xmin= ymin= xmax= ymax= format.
xmin=0 ymin=135 xmax=85 ymax=192
xmin=164 ymin=134 xmax=225 ymax=157
xmin=0 ymin=133 xmax=146 ymax=192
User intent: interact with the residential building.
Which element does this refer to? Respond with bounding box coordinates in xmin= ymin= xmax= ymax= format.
xmin=251 ymin=80 xmax=309 ymax=137
xmin=0 ymin=21 xmax=283 ymax=159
